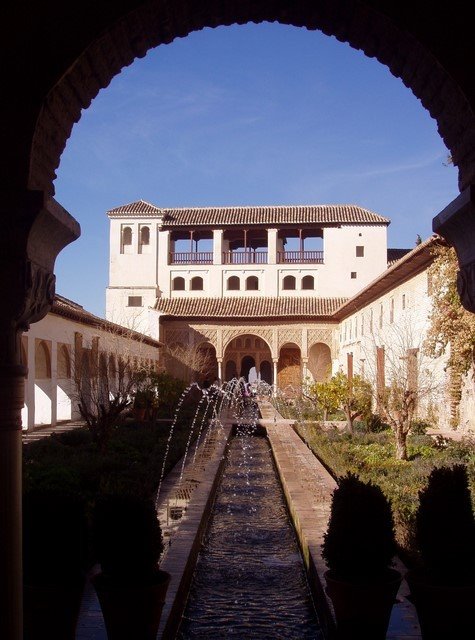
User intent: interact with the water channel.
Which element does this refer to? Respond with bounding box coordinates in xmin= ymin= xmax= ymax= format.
xmin=178 ymin=429 xmax=323 ymax=639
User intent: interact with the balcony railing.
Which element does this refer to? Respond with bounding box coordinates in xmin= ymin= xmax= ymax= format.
xmin=169 ymin=251 xmax=213 ymax=265
xmin=222 ymin=251 xmax=268 ymax=265
xmin=277 ymin=250 xmax=324 ymax=264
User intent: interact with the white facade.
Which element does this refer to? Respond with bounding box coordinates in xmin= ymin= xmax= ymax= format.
xmin=103 ymin=200 xmax=474 ymax=432
xmin=22 ymin=297 xmax=161 ymax=430
xmin=106 ymin=201 xmax=389 ymax=330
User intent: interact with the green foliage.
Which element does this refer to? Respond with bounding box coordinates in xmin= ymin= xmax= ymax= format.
xmin=296 ymin=423 xmax=475 ymax=559
xmin=363 ymin=412 xmax=390 ymax=433
xmin=425 ymin=243 xmax=475 ymax=426
xmin=308 ymin=379 xmax=340 ymax=420
xmin=323 ymin=371 xmax=372 ymax=431
xmin=322 ymin=472 xmax=397 ymax=579
xmin=416 ymin=465 xmax=475 ymax=584
xmin=92 ymin=494 xmax=164 ymax=580
xmin=410 ymin=419 xmax=430 ymax=436
xmin=23 ymin=418 xmax=201 ymax=501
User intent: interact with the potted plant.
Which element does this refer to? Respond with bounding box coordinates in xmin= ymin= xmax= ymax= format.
xmin=23 ymin=489 xmax=89 ymax=639
xmin=91 ymin=493 xmax=171 ymax=639
xmin=406 ymin=464 xmax=475 ymax=638
xmin=322 ymin=472 xmax=401 ymax=639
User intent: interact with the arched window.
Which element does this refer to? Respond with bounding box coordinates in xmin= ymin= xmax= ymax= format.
xmin=302 ymin=275 xmax=314 ymax=290
xmin=246 ymin=276 xmax=259 ymax=290
xmin=227 ymin=276 xmax=240 ymax=291
xmin=57 ymin=344 xmax=71 ymax=379
xmin=191 ymin=276 xmax=204 ymax=291
xmin=35 ymin=340 xmax=51 ymax=379
xmin=283 ymin=275 xmax=296 ymax=290
xmin=172 ymin=276 xmax=185 ymax=291
xmin=140 ymin=226 xmax=150 ymax=245
xmin=121 ymin=226 xmax=132 ymax=253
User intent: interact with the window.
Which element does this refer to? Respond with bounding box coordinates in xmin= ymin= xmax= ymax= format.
xmin=390 ymin=298 xmax=394 ymax=324
xmin=246 ymin=276 xmax=259 ymax=290
xmin=379 ymin=303 xmax=384 ymax=328
xmin=402 ymin=293 xmax=406 ymax=310
xmin=283 ymin=275 xmax=296 ymax=290
xmin=351 ymin=272 xmax=357 ymax=279
xmin=140 ymin=226 xmax=150 ymax=245
xmin=128 ymin=296 xmax=142 ymax=307
xmin=227 ymin=276 xmax=240 ymax=291
xmin=302 ymin=275 xmax=314 ymax=290
xmin=172 ymin=277 xmax=185 ymax=291
xmin=191 ymin=276 xmax=203 ymax=291
xmin=356 ymin=246 xmax=365 ymax=257
xmin=121 ymin=226 xmax=132 ymax=253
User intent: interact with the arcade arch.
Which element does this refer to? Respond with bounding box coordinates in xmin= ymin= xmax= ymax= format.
xmin=308 ymin=342 xmax=332 ymax=383
xmin=223 ymin=334 xmax=273 ymax=385
xmin=278 ymin=342 xmax=302 ymax=395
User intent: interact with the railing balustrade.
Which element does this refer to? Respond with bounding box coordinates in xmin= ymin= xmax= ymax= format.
xmin=222 ymin=251 xmax=268 ymax=265
xmin=277 ymin=250 xmax=324 ymax=264
xmin=169 ymin=251 xmax=213 ymax=265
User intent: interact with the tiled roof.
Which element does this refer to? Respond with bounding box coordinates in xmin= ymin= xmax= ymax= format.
xmin=107 ymin=200 xmax=164 ymax=218
xmin=155 ymin=296 xmax=346 ymax=319
xmin=51 ymin=295 xmax=162 ymax=347
xmin=387 ymin=248 xmax=412 ymax=266
xmin=107 ymin=200 xmax=390 ymax=226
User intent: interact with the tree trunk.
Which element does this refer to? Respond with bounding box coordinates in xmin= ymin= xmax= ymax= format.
xmin=394 ymin=427 xmax=408 ymax=460
xmin=345 ymin=409 xmax=353 ymax=434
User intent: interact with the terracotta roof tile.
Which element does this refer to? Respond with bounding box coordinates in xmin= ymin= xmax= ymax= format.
xmin=387 ymin=248 xmax=411 ymax=266
xmin=51 ymin=295 xmax=162 ymax=347
xmin=155 ymin=296 xmax=346 ymax=319
xmin=107 ymin=200 xmax=389 ymax=226
xmin=107 ymin=200 xmax=164 ymax=218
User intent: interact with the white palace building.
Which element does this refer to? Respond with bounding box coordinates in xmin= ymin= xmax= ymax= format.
xmin=21 ymin=199 xmax=475 ymax=431
xmin=103 ymin=199 xmax=474 ymax=432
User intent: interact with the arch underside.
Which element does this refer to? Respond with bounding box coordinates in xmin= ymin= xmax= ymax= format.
xmin=27 ymin=1 xmax=475 ymax=196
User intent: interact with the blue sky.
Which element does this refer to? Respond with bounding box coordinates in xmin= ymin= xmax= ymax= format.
xmin=54 ymin=22 xmax=458 ymax=317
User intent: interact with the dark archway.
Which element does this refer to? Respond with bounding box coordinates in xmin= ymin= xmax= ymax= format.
xmin=240 ymin=355 xmax=256 ymax=381
xmin=18 ymin=3 xmax=475 ymax=197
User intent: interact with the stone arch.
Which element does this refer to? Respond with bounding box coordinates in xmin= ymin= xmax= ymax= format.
xmin=223 ymin=332 xmax=272 ymax=383
xmin=27 ymin=2 xmax=475 ymax=197
xmin=195 ymin=340 xmax=218 ymax=383
xmin=308 ymin=342 xmax=332 ymax=383
xmin=278 ymin=342 xmax=301 ymax=395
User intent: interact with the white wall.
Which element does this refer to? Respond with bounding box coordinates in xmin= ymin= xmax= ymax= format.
xmin=23 ymin=311 xmax=160 ymax=430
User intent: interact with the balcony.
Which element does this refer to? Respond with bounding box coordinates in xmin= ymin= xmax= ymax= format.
xmin=277 ymin=250 xmax=324 ymax=264
xmin=169 ymin=251 xmax=213 ymax=265
xmin=222 ymin=251 xmax=268 ymax=265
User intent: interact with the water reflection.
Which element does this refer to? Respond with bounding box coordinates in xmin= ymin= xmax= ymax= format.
xmin=178 ymin=434 xmax=323 ymax=639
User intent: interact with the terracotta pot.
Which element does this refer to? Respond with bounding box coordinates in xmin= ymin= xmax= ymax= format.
xmin=325 ymin=568 xmax=402 ymax=639
xmin=24 ymin=577 xmax=85 ymax=640
xmin=92 ymin=569 xmax=171 ymax=640
xmin=406 ymin=569 xmax=475 ymax=639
